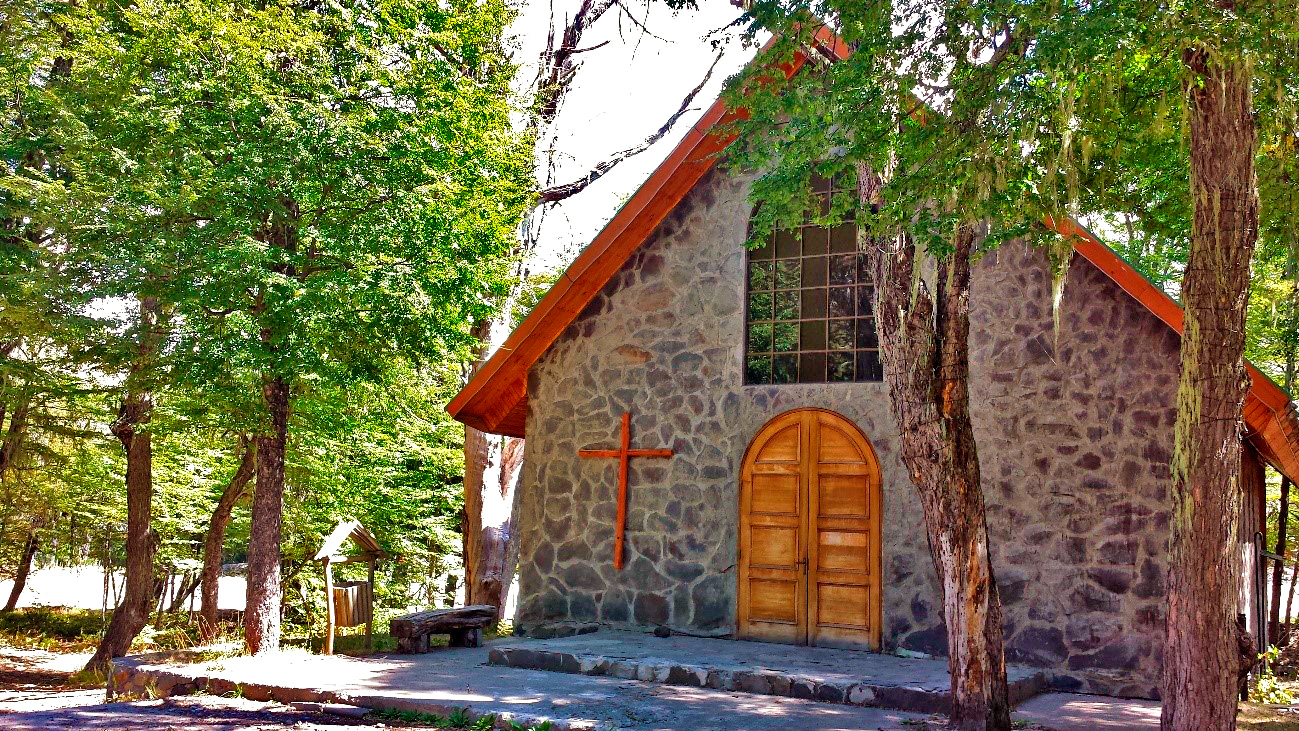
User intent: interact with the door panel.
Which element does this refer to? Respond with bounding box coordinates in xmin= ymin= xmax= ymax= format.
xmin=739 ymin=409 xmax=880 ymax=650
xmin=807 ymin=413 xmax=879 ymax=650
xmin=738 ymin=415 xmax=808 ymax=644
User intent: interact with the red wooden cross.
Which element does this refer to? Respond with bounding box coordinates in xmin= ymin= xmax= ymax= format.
xmin=578 ymin=411 xmax=673 ymax=570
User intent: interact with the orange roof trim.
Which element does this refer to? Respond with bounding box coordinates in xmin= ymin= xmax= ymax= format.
xmin=448 ymin=32 xmax=1299 ymax=485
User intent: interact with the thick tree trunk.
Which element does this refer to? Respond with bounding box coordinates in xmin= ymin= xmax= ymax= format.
xmin=245 ymin=377 xmax=289 ymax=654
xmin=462 ymin=317 xmax=524 ymax=619
xmin=857 ymin=167 xmax=1009 ymax=731
xmin=1272 ymin=477 xmax=1291 ymax=643
xmin=3 ymin=532 xmax=39 ymax=612
xmin=200 ymin=439 xmax=256 ymax=642
xmin=85 ymin=297 xmax=160 ymax=675
xmin=463 ymin=428 xmax=523 ymax=617
xmin=1161 ymin=47 xmax=1258 ymax=731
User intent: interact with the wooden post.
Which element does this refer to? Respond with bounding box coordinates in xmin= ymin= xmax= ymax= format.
xmin=366 ymin=555 xmax=375 ymax=652
xmin=323 ymin=557 xmax=334 ymax=656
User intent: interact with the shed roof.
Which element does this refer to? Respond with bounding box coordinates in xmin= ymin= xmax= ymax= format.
xmin=446 ymin=31 xmax=1299 ymax=485
xmin=313 ymin=519 xmax=386 ymax=561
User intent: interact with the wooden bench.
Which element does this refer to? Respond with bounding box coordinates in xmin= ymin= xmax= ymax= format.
xmin=390 ymin=605 xmax=496 ymax=653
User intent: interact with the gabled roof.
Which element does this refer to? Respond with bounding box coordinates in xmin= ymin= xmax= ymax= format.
xmin=447 ymin=32 xmax=1299 ymax=485
xmin=314 ymin=519 xmax=386 ymax=561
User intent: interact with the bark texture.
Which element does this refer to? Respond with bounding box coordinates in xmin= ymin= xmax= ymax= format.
xmin=85 ymin=298 xmax=161 ymax=674
xmin=1161 ymin=47 xmax=1258 ymax=731
xmin=2 ymin=532 xmax=39 ymax=612
xmin=858 ymin=165 xmax=1010 ymax=731
xmin=463 ymin=428 xmax=524 ymax=616
xmin=244 ymin=377 xmax=289 ymax=654
xmin=199 ymin=439 xmax=255 ymax=641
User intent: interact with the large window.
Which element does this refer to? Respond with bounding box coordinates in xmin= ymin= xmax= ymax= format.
xmin=744 ymin=177 xmax=882 ymax=385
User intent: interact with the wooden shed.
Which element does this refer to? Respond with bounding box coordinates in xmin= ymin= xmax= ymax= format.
xmin=313 ymin=519 xmax=387 ymax=654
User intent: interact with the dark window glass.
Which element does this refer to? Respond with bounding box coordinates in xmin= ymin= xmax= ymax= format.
xmin=799 ymin=352 xmax=827 ymax=383
xmin=775 ymin=260 xmax=800 ymax=289
xmin=802 ymin=256 xmax=827 ymax=287
xmin=775 ymin=229 xmax=800 ymax=258
xmin=801 ymin=320 xmax=827 ymax=351
xmin=801 ymin=288 xmax=826 ymax=319
xmin=829 ymin=287 xmax=854 ymax=318
xmin=773 ymin=322 xmax=798 ymax=352
xmin=829 ymin=352 xmax=855 ymax=381
xmin=746 ymin=355 xmax=772 ymax=384
xmin=828 ymin=319 xmax=854 ymax=350
xmin=773 ymin=354 xmax=798 ymax=384
xmin=749 ymin=260 xmax=772 ymax=290
xmin=743 ymin=176 xmax=881 ymax=384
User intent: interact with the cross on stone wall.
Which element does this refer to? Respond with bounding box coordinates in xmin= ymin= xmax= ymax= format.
xmin=577 ymin=411 xmax=673 ymax=569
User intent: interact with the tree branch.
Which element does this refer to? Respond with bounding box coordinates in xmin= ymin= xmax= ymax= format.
xmin=534 ymin=47 xmax=724 ymax=206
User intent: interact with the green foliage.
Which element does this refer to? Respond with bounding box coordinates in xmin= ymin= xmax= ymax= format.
xmin=726 ymin=0 xmax=1296 ymax=276
xmin=1252 ymin=646 xmax=1296 ymax=704
xmin=0 ymin=607 xmax=104 ymax=651
xmin=0 ymin=0 xmax=535 ymax=648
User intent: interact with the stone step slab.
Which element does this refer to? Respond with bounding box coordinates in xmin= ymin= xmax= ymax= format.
xmin=487 ymin=640 xmax=1047 ymax=714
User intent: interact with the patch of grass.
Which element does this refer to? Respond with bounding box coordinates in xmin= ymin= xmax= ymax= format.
xmin=1239 ymin=702 xmax=1299 ymax=730
xmin=368 ymin=707 xmax=448 ymax=726
xmin=366 ymin=707 xmax=551 ymax=730
xmin=0 ymin=607 xmax=246 ymax=655
xmin=0 ymin=607 xmax=104 ymax=652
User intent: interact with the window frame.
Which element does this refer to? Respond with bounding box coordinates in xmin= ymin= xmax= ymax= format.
xmin=743 ymin=176 xmax=883 ymax=386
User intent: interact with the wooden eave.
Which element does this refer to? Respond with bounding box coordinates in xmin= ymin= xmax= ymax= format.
xmin=447 ymin=32 xmax=1299 ymax=487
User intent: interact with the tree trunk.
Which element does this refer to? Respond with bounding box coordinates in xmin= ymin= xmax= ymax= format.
xmin=462 ymin=317 xmax=524 ymax=619
xmin=1161 ymin=47 xmax=1258 ymax=731
xmin=85 ymin=298 xmax=161 ymax=675
xmin=245 ymin=377 xmax=289 ymax=654
xmin=857 ymin=167 xmax=1009 ymax=731
xmin=200 ymin=439 xmax=256 ymax=642
xmin=2 ymin=532 xmax=39 ymax=612
xmin=463 ymin=428 xmax=523 ymax=617
xmin=1287 ymin=555 xmax=1299 ymax=636
xmin=1274 ymin=248 xmax=1299 ymax=642
xmin=1272 ymin=477 xmax=1291 ymax=643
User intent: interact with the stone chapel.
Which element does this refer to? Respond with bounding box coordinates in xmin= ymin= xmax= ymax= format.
xmin=448 ymin=36 xmax=1299 ymax=699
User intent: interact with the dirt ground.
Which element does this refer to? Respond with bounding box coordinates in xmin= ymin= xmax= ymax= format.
xmin=0 ymin=645 xmax=430 ymax=730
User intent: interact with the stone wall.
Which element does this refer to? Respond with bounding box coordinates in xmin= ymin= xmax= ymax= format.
xmin=513 ymin=163 xmax=1223 ymax=699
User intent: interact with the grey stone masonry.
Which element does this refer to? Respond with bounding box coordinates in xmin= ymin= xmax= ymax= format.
xmin=514 ymin=162 xmax=1194 ymax=699
xmin=488 ymin=631 xmax=1048 ymax=714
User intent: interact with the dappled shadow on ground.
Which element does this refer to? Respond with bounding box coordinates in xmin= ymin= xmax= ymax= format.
xmin=2 ymin=697 xmax=374 ymax=730
xmin=1015 ymin=692 xmax=1161 ymax=731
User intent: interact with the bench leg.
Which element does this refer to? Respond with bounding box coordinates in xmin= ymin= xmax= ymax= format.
xmin=448 ymin=628 xmax=482 ymax=648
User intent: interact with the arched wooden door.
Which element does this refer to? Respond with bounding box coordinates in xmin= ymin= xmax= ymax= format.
xmin=737 ymin=409 xmax=881 ymax=650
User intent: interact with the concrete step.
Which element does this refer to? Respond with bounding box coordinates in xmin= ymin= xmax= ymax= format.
xmin=488 ymin=632 xmax=1048 ymax=715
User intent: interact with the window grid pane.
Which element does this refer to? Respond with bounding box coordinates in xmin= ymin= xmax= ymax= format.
xmin=744 ymin=179 xmax=881 ymax=385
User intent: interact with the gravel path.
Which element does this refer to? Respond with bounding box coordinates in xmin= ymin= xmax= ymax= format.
xmin=0 ymin=645 xmax=426 ymax=731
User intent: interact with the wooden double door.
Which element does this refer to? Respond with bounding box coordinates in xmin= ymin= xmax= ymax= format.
xmin=737 ymin=409 xmax=881 ymax=650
